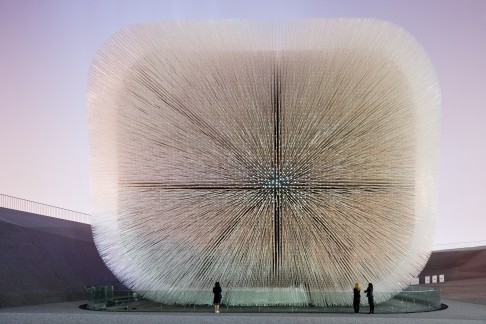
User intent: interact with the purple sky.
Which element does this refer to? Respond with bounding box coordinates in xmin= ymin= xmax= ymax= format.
xmin=1 ymin=0 xmax=485 ymax=246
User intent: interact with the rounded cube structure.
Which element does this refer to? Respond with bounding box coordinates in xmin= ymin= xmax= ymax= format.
xmin=88 ymin=19 xmax=440 ymax=306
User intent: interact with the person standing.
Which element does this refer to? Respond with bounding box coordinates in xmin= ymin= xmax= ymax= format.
xmin=364 ymin=282 xmax=374 ymax=314
xmin=352 ymin=283 xmax=361 ymax=313
xmin=212 ymin=282 xmax=222 ymax=313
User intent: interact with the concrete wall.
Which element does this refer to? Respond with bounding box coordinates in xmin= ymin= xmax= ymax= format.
xmin=1 ymin=206 xmax=484 ymax=308
xmin=0 ymin=207 xmax=121 ymax=308
xmin=419 ymin=247 xmax=486 ymax=282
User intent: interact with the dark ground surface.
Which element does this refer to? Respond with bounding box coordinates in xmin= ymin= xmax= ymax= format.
xmin=0 ymin=299 xmax=485 ymax=323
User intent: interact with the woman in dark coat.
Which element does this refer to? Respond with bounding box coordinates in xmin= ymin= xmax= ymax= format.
xmin=352 ymin=283 xmax=361 ymax=313
xmin=364 ymin=283 xmax=374 ymax=314
xmin=212 ymin=282 xmax=222 ymax=313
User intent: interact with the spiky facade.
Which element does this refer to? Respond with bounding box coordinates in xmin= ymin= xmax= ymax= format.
xmin=88 ymin=19 xmax=440 ymax=306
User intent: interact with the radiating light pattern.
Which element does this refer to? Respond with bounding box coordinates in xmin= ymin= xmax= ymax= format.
xmin=88 ymin=19 xmax=440 ymax=306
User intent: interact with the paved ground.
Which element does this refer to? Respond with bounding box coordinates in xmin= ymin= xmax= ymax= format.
xmin=1 ymin=211 xmax=484 ymax=322
xmin=0 ymin=299 xmax=485 ymax=323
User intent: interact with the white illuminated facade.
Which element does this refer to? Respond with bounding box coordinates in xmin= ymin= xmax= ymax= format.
xmin=88 ymin=19 xmax=440 ymax=306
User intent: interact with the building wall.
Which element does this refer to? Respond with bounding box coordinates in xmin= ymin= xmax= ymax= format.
xmin=1 ymin=206 xmax=484 ymax=308
xmin=0 ymin=208 xmax=120 ymax=308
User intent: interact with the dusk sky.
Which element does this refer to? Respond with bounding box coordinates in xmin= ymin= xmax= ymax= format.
xmin=0 ymin=0 xmax=485 ymax=246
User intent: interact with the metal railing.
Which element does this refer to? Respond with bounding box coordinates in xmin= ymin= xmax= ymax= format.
xmin=1 ymin=192 xmax=484 ymax=250
xmin=0 ymin=193 xmax=90 ymax=224
xmin=86 ymin=286 xmax=442 ymax=313
xmin=432 ymin=240 xmax=486 ymax=251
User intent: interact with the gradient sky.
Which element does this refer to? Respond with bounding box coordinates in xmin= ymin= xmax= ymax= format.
xmin=0 ymin=0 xmax=485 ymax=246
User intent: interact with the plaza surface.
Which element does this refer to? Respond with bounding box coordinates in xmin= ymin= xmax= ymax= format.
xmin=0 ymin=298 xmax=485 ymax=324
xmin=1 ymin=208 xmax=485 ymax=322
